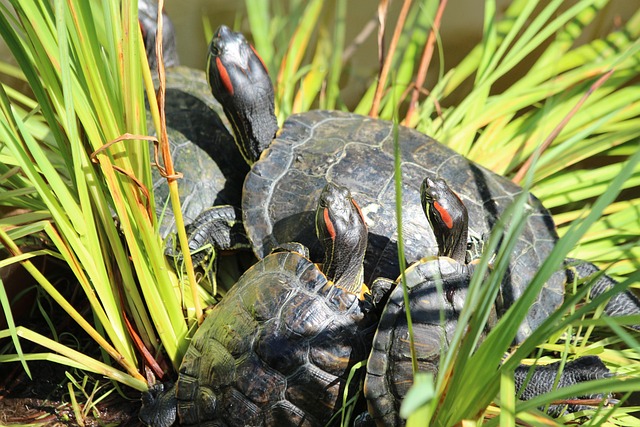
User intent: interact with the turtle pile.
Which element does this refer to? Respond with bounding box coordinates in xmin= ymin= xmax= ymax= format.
xmin=138 ymin=7 xmax=640 ymax=427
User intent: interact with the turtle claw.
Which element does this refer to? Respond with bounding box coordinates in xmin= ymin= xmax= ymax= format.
xmin=368 ymin=277 xmax=395 ymax=312
xmin=185 ymin=205 xmax=250 ymax=254
xmin=139 ymin=382 xmax=177 ymax=427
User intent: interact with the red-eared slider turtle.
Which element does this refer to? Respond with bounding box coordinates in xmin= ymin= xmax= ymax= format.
xmin=197 ymin=25 xmax=640 ymax=343
xmin=139 ymin=1 xmax=249 ymax=258
xmin=139 ymin=182 xmax=377 ymax=427
xmin=198 ymin=25 xmax=563 ymax=343
xmin=363 ymin=177 xmax=629 ymax=426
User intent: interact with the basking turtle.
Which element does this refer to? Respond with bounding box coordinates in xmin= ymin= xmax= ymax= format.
xmin=139 ymin=182 xmax=377 ymax=427
xmin=205 ymin=26 xmax=553 ymax=287
xmin=195 ymin=25 xmax=640 ymax=344
xmin=363 ymin=177 xmax=625 ymax=426
xmin=139 ymin=0 xmax=249 ymax=266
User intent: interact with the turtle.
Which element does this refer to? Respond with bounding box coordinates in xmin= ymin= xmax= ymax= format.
xmin=362 ymin=177 xmax=625 ymax=426
xmin=139 ymin=182 xmax=377 ymax=427
xmin=194 ymin=25 xmax=640 ymax=345
xmin=139 ymin=0 xmax=250 ymax=276
xmin=138 ymin=0 xmax=179 ymax=71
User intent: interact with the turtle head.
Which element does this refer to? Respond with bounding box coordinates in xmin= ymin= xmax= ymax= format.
xmin=138 ymin=0 xmax=179 ymax=70
xmin=207 ymin=25 xmax=279 ymax=165
xmin=315 ymin=182 xmax=368 ymax=295
xmin=421 ymin=177 xmax=468 ymax=263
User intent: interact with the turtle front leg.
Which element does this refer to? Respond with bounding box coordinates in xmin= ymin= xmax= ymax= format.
xmin=166 ymin=205 xmax=251 ymax=285
xmin=368 ymin=277 xmax=396 ymax=314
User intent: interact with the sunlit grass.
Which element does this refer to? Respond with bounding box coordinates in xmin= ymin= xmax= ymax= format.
xmin=0 ymin=0 xmax=189 ymax=391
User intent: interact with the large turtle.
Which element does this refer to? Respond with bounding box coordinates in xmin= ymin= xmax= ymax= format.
xmin=195 ymin=25 xmax=640 ymax=345
xmin=139 ymin=182 xmax=377 ymax=426
xmin=363 ymin=177 xmax=626 ymax=426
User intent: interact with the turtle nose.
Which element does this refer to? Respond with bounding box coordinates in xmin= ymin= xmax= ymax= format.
xmin=216 ymin=25 xmax=232 ymax=38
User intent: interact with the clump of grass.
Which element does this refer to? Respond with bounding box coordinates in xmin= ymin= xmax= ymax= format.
xmin=0 ymin=0 xmax=196 ymax=393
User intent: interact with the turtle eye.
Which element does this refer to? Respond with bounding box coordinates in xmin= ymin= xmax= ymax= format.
xmin=209 ymin=40 xmax=223 ymax=58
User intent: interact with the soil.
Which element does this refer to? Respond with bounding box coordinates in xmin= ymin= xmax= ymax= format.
xmin=0 ymin=348 xmax=143 ymax=426
xmin=0 ymin=256 xmax=144 ymax=427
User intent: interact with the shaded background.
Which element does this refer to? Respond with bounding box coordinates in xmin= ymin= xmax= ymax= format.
xmin=163 ymin=0 xmax=636 ymax=106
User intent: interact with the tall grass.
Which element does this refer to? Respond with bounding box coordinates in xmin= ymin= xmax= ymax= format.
xmin=0 ymin=0 xmax=191 ymax=392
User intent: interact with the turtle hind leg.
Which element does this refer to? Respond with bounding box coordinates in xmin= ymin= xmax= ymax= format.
xmin=514 ymin=355 xmax=613 ymax=417
xmin=139 ymin=382 xmax=177 ymax=427
xmin=566 ymin=258 xmax=640 ymax=331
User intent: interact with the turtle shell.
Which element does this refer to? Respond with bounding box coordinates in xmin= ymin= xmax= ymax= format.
xmin=173 ymin=249 xmax=376 ymax=426
xmin=149 ymin=67 xmax=249 ymax=237
xmin=364 ymin=258 xmax=487 ymax=426
xmin=243 ymin=109 xmax=563 ymax=339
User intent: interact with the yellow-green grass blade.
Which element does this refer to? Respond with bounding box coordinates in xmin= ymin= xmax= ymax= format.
xmin=535 ymin=157 xmax=640 ymax=210
xmin=274 ymin=0 xmax=323 ymax=119
xmin=0 ymin=327 xmax=146 ymax=391
xmin=245 ymin=0 xmax=275 ymax=75
xmin=0 ymin=273 xmax=30 ymax=377
xmin=292 ymin=25 xmax=330 ymax=113
xmin=378 ymin=2 xmax=436 ymax=121
xmin=322 ymin=0 xmax=347 ymax=110
xmin=498 ymin=369 xmax=516 ymax=427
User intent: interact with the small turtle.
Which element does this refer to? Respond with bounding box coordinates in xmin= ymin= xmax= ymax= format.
xmin=139 ymin=1 xmax=250 ymax=278
xmin=139 ymin=182 xmax=377 ymax=426
xmin=363 ymin=177 xmax=621 ymax=426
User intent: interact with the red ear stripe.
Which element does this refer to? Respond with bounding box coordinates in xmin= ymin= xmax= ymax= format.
xmin=323 ymin=208 xmax=336 ymax=240
xmin=434 ymin=201 xmax=453 ymax=229
xmin=251 ymin=44 xmax=268 ymax=72
xmin=351 ymin=199 xmax=366 ymax=227
xmin=216 ymin=56 xmax=234 ymax=95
